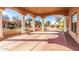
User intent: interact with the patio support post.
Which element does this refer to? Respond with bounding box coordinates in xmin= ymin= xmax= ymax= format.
xmin=41 ymin=18 xmax=45 ymax=31
xmin=21 ymin=15 xmax=25 ymax=34
xmin=32 ymin=17 xmax=35 ymax=32
xmin=0 ymin=10 xmax=3 ymax=39
xmin=64 ymin=16 xmax=67 ymax=32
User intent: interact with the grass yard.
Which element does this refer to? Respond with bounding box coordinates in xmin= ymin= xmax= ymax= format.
xmin=3 ymin=28 xmax=21 ymax=38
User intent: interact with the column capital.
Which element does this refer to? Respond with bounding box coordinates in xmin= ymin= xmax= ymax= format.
xmin=40 ymin=15 xmax=46 ymax=19
xmin=28 ymin=13 xmax=36 ymax=19
xmin=20 ymin=14 xmax=26 ymax=16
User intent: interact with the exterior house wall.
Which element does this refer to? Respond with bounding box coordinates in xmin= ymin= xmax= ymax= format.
xmin=68 ymin=8 xmax=79 ymax=44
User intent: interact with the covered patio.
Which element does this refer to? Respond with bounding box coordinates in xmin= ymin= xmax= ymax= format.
xmin=0 ymin=7 xmax=79 ymax=51
xmin=0 ymin=32 xmax=72 ymax=51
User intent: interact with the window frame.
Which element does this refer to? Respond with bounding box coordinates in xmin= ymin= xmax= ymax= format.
xmin=71 ymin=12 xmax=77 ymax=34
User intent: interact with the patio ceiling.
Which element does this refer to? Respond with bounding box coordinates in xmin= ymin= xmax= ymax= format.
xmin=24 ymin=7 xmax=69 ymax=15
xmin=1 ymin=7 xmax=69 ymax=16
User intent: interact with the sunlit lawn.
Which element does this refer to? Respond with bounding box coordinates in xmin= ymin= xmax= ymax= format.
xmin=3 ymin=26 xmax=64 ymax=39
xmin=3 ymin=28 xmax=21 ymax=38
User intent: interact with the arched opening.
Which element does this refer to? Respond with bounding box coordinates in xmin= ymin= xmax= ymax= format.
xmin=25 ymin=14 xmax=33 ymax=32
xmin=35 ymin=16 xmax=42 ymax=31
xmin=2 ymin=8 xmax=22 ymax=38
xmin=44 ymin=15 xmax=66 ymax=32
xmin=24 ymin=15 xmax=67 ymax=33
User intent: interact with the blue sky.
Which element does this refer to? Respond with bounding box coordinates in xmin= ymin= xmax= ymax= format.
xmin=3 ymin=8 xmax=20 ymax=18
xmin=44 ymin=16 xmax=56 ymax=24
xmin=34 ymin=16 xmax=56 ymax=24
xmin=3 ymin=9 xmax=57 ymax=24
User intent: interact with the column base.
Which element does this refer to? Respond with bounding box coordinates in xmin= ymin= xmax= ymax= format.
xmin=42 ymin=29 xmax=44 ymax=31
xmin=21 ymin=32 xmax=26 ymax=35
xmin=0 ymin=36 xmax=5 ymax=41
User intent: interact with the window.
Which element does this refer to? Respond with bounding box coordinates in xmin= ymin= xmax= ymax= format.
xmin=71 ymin=13 xmax=77 ymax=33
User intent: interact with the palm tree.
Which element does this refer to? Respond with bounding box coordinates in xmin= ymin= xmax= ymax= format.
xmin=27 ymin=18 xmax=32 ymax=27
xmin=35 ymin=20 xmax=41 ymax=26
xmin=45 ymin=21 xmax=50 ymax=27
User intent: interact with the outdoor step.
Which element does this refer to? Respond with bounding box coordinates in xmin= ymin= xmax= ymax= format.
xmin=31 ymin=32 xmax=59 ymax=35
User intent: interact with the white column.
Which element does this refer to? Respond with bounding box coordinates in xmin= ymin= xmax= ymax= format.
xmin=64 ymin=16 xmax=67 ymax=32
xmin=32 ymin=18 xmax=35 ymax=32
xmin=41 ymin=19 xmax=44 ymax=31
xmin=0 ymin=10 xmax=3 ymax=38
xmin=21 ymin=15 xmax=25 ymax=34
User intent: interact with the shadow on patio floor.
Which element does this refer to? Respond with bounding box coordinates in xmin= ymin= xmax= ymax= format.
xmin=3 ymin=32 xmax=76 ymax=51
xmin=64 ymin=32 xmax=79 ymax=51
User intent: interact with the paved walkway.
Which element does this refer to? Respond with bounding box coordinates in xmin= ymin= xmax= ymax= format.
xmin=0 ymin=32 xmax=73 ymax=51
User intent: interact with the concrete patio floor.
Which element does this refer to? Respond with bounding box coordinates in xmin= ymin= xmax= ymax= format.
xmin=0 ymin=32 xmax=74 ymax=51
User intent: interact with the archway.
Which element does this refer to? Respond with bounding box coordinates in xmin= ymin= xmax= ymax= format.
xmin=34 ymin=16 xmax=42 ymax=31
xmin=25 ymin=14 xmax=33 ymax=33
xmin=2 ymin=8 xmax=22 ymax=38
xmin=44 ymin=15 xmax=66 ymax=32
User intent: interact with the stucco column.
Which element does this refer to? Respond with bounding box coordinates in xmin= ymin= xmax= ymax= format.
xmin=66 ymin=16 xmax=69 ymax=32
xmin=77 ymin=12 xmax=79 ymax=42
xmin=32 ymin=17 xmax=35 ymax=32
xmin=0 ymin=10 xmax=3 ymax=38
xmin=64 ymin=16 xmax=67 ymax=32
xmin=41 ymin=18 xmax=45 ymax=31
xmin=21 ymin=15 xmax=25 ymax=34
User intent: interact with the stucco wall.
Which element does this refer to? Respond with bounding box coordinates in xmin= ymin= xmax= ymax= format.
xmin=68 ymin=7 xmax=79 ymax=44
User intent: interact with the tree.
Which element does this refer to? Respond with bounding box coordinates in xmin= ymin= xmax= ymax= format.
xmin=55 ymin=16 xmax=62 ymax=22
xmin=27 ymin=18 xmax=32 ymax=27
xmin=44 ymin=21 xmax=50 ymax=27
xmin=2 ymin=15 xmax=10 ymax=28
xmin=55 ymin=16 xmax=63 ymax=28
xmin=3 ymin=15 xmax=10 ymax=20
xmin=35 ymin=20 xmax=41 ymax=27
xmin=12 ymin=16 xmax=18 ymax=20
